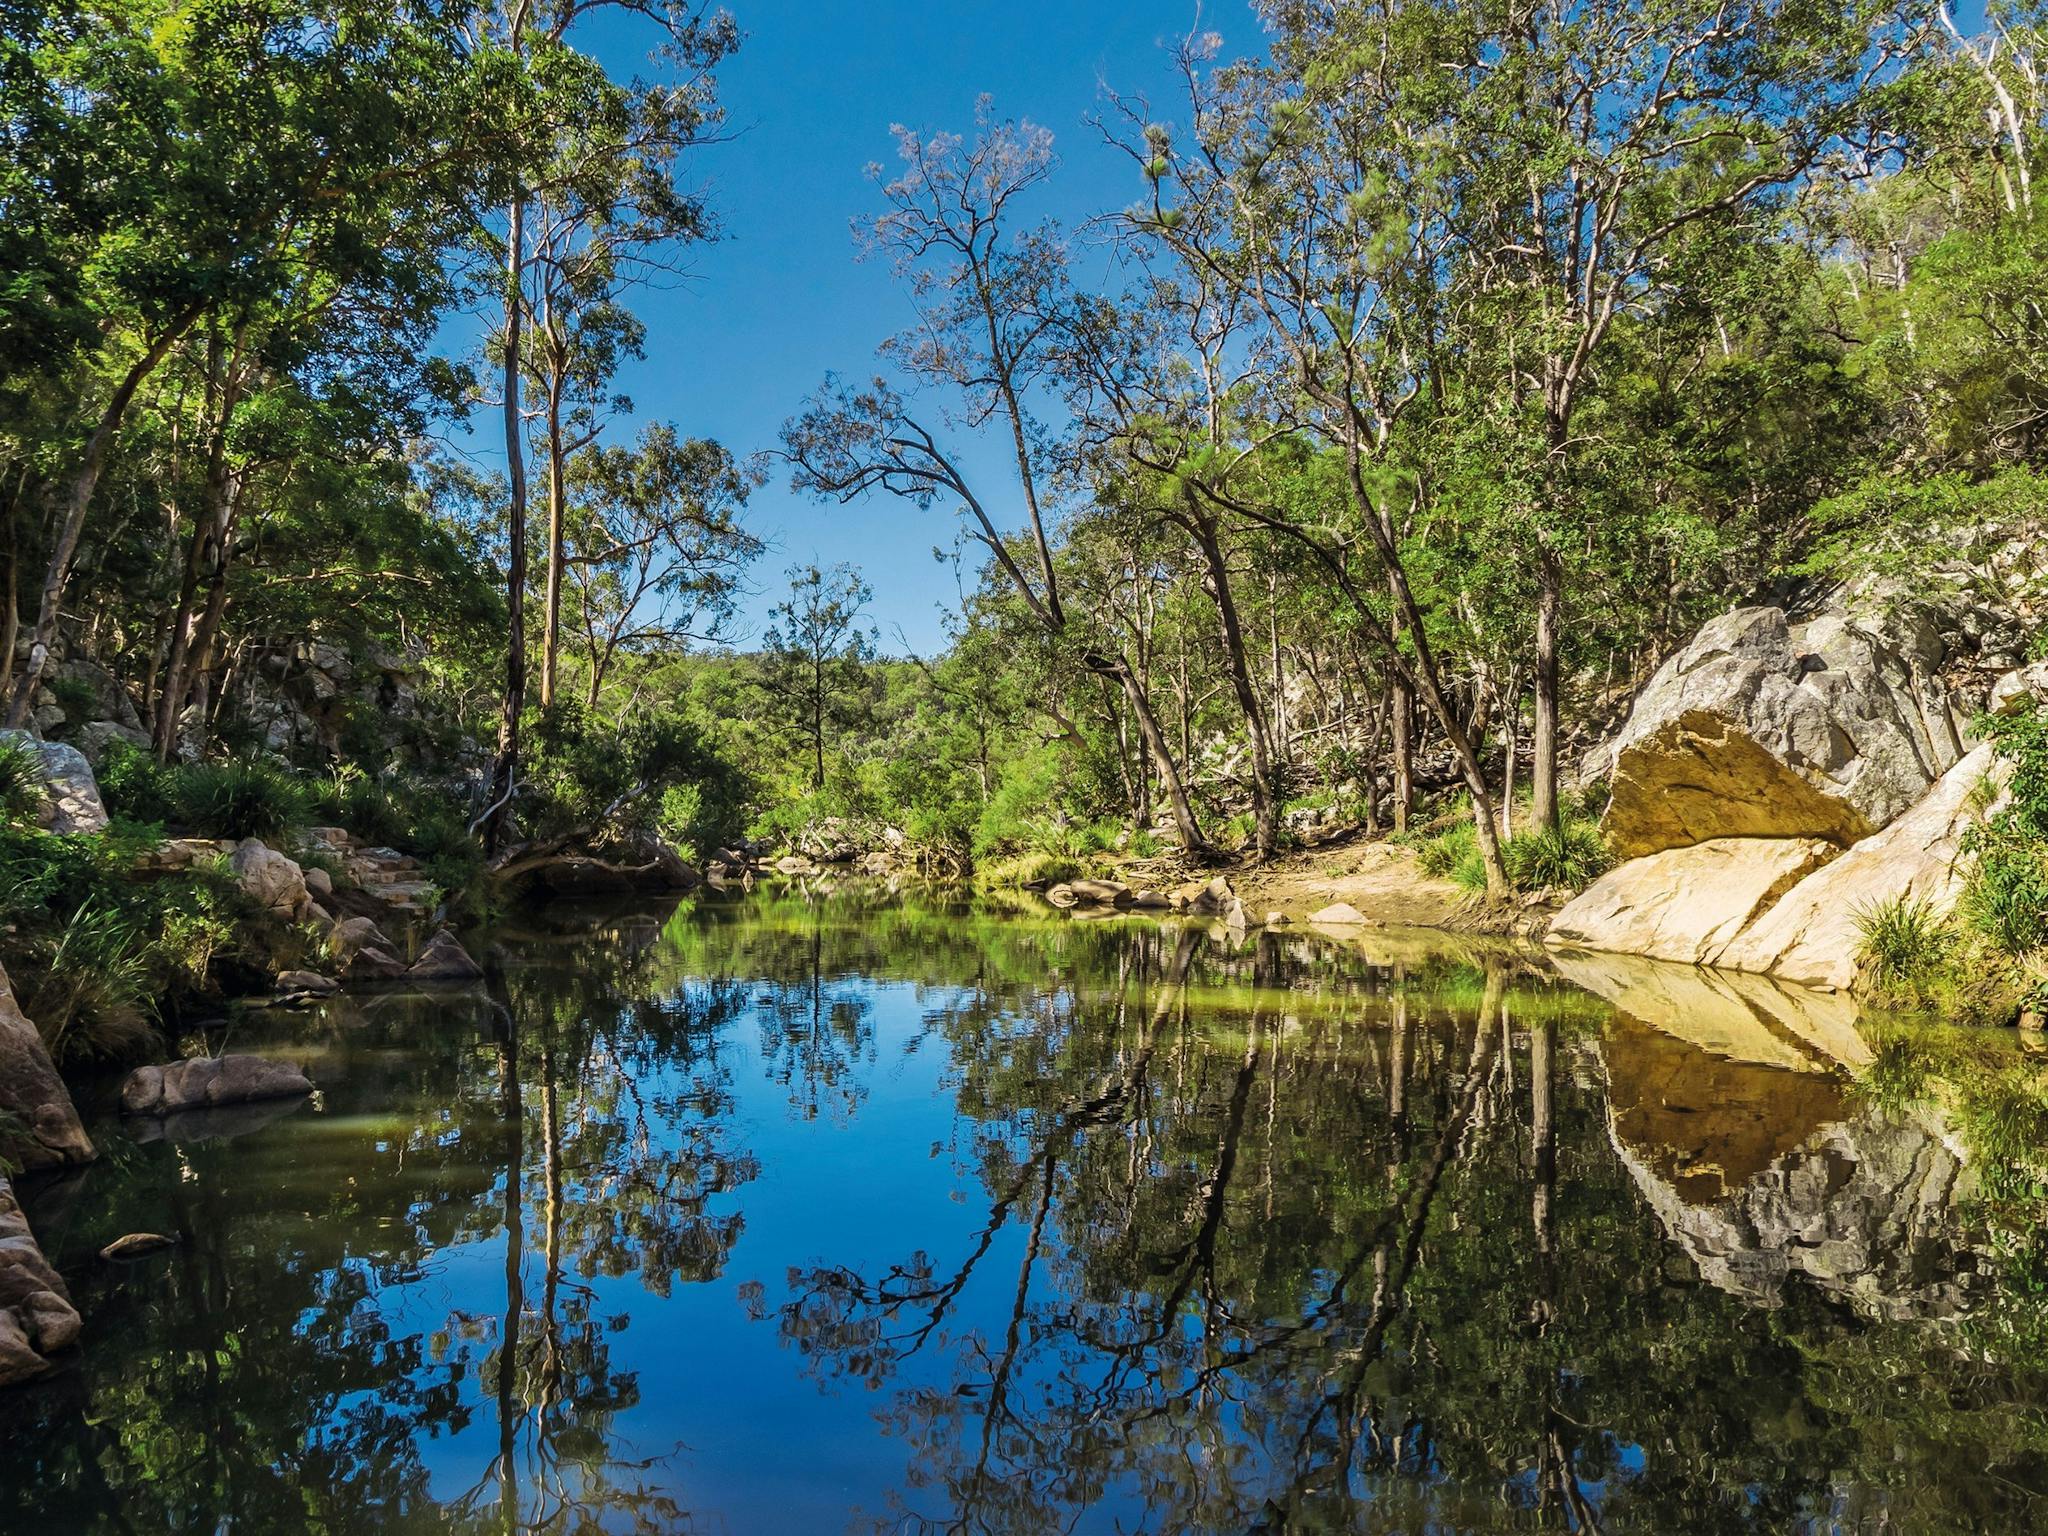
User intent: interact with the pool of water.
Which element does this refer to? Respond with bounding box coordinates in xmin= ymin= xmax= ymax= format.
xmin=3 ymin=888 xmax=2046 ymax=1533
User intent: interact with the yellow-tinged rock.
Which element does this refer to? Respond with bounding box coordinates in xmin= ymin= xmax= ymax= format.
xmin=1548 ymin=836 xmax=1836 ymax=966
xmin=1713 ymin=743 xmax=2005 ymax=990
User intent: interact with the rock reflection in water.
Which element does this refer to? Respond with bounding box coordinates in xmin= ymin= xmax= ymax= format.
xmin=0 ymin=891 xmax=2043 ymax=1534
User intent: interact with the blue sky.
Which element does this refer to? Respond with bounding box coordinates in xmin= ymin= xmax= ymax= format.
xmin=562 ymin=0 xmax=1250 ymax=656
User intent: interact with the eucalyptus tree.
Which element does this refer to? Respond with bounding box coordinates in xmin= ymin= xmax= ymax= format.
xmin=781 ymin=107 xmax=1212 ymax=855
xmin=468 ymin=0 xmax=737 ymax=846
xmin=1388 ymin=0 xmax=1923 ymax=826
xmin=560 ymin=423 xmax=760 ymax=711
xmin=1109 ymin=30 xmax=1515 ymax=889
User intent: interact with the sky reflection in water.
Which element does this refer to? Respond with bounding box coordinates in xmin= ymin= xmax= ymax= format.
xmin=2 ymin=888 xmax=2045 ymax=1534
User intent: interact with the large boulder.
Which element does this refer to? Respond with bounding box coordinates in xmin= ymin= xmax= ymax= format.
xmin=0 ymin=963 xmax=95 ymax=1171
xmin=0 ymin=729 xmax=109 ymax=835
xmin=407 ymin=930 xmax=483 ymax=984
xmin=121 ymin=1054 xmax=313 ymax=1117
xmin=1548 ymin=837 xmax=1836 ymax=967
xmin=1594 ymin=607 xmax=1967 ymax=859
xmin=0 ymin=1178 xmax=81 ymax=1388
xmin=231 ymin=837 xmax=308 ymax=915
xmin=1715 ymin=742 xmax=2005 ymax=990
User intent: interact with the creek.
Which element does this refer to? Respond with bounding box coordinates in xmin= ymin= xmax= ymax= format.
xmin=1 ymin=888 xmax=2043 ymax=1533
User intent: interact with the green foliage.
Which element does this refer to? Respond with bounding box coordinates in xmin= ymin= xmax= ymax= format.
xmin=167 ymin=757 xmax=309 ymax=841
xmin=1960 ymin=703 xmax=2048 ymax=960
xmin=0 ymin=822 xmax=271 ymax=1065
xmin=96 ymin=740 xmax=176 ymax=824
xmin=1503 ymin=818 xmax=1611 ymax=893
xmin=1855 ymin=895 xmax=1953 ymax=994
xmin=0 ymin=736 xmax=45 ymax=826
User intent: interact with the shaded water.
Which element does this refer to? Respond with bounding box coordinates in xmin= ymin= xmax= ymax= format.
xmin=4 ymin=889 xmax=2048 ymax=1533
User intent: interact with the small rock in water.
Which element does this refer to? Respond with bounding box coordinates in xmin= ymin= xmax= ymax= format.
xmin=100 ymin=1233 xmax=175 ymax=1263
xmin=276 ymin=970 xmax=338 ymax=996
xmin=1265 ymin=910 xmax=1289 ymax=927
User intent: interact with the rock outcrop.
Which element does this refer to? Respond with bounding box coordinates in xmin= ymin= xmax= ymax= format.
xmin=121 ymin=1054 xmax=313 ymax=1116
xmin=1595 ymin=607 xmax=1966 ymax=860
xmin=0 ymin=963 xmax=95 ymax=1171
xmin=0 ymin=1179 xmax=81 ymax=1388
xmin=1548 ymin=837 xmax=1835 ymax=967
xmin=1716 ymin=742 xmax=2004 ymax=989
xmin=0 ymin=729 xmax=109 ymax=836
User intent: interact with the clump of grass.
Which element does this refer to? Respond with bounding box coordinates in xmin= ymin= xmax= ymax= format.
xmin=1504 ymin=818 xmax=1612 ymax=892
xmin=974 ymin=850 xmax=1084 ymax=892
xmin=169 ymin=757 xmax=308 ymax=841
xmin=0 ymin=736 xmax=46 ymax=826
xmin=1855 ymin=893 xmax=1952 ymax=994
xmin=1415 ymin=821 xmax=1477 ymax=879
xmin=26 ymin=899 xmax=154 ymax=1064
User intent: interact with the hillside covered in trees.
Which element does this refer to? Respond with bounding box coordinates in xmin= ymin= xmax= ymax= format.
xmin=2 ymin=0 xmax=2047 ymax=1046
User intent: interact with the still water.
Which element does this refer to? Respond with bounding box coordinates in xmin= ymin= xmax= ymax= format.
xmin=3 ymin=888 xmax=2046 ymax=1533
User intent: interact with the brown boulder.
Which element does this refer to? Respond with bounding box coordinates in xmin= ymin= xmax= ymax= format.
xmin=1596 ymin=607 xmax=1967 ymax=859
xmin=121 ymin=1054 xmax=313 ymax=1117
xmin=0 ymin=1178 xmax=81 ymax=1387
xmin=0 ymin=963 xmax=95 ymax=1171
xmin=1547 ymin=837 xmax=1837 ymax=967
xmin=407 ymin=931 xmax=483 ymax=984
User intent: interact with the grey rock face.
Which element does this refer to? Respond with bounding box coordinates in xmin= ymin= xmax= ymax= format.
xmin=0 ymin=729 xmax=110 ymax=836
xmin=0 ymin=1178 xmax=81 ymax=1388
xmin=0 ymin=962 xmax=95 ymax=1171
xmin=1596 ymin=607 xmax=1968 ymax=859
xmin=121 ymin=1054 xmax=313 ymax=1116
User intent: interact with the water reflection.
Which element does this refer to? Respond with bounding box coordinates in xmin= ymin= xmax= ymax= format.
xmin=0 ymin=890 xmax=2044 ymax=1533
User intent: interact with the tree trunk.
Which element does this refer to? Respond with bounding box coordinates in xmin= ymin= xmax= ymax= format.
xmin=1088 ymin=652 xmax=1207 ymax=858
xmin=1190 ymin=518 xmax=1278 ymax=858
xmin=483 ymin=194 xmax=530 ymax=852
xmin=539 ymin=332 xmax=566 ymax=710
xmin=1389 ymin=672 xmax=1413 ymax=835
xmin=1531 ymin=549 xmax=1561 ymax=831
xmin=6 ymin=321 xmax=191 ymax=727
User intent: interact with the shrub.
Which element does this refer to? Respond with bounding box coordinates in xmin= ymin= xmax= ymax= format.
xmin=1959 ymin=838 xmax=2048 ymax=957
xmin=96 ymin=740 xmax=177 ymax=824
xmin=0 ymin=736 xmax=45 ymax=826
xmin=1855 ymin=894 xmax=1952 ymax=993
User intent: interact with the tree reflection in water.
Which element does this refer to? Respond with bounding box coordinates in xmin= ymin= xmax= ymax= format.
xmin=1 ymin=889 xmax=2047 ymax=1534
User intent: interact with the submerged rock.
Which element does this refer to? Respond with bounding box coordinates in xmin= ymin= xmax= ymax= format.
xmin=121 ymin=1055 xmax=313 ymax=1117
xmin=0 ymin=1178 xmax=81 ymax=1388
xmin=1596 ymin=607 xmax=1965 ymax=859
xmin=0 ymin=963 xmax=95 ymax=1172
xmin=99 ymin=1233 xmax=174 ymax=1263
